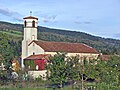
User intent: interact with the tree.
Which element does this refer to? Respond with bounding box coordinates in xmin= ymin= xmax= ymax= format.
xmin=75 ymin=57 xmax=98 ymax=90
xmin=93 ymin=55 xmax=120 ymax=86
xmin=46 ymin=53 xmax=85 ymax=89
xmin=65 ymin=55 xmax=80 ymax=82
xmin=46 ymin=52 xmax=67 ymax=89
xmin=12 ymin=60 xmax=21 ymax=72
xmin=105 ymin=56 xmax=120 ymax=86
xmin=46 ymin=52 xmax=120 ymax=89
xmin=0 ymin=33 xmax=14 ymax=69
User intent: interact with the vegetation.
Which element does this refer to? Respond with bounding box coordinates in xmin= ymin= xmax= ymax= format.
xmin=0 ymin=52 xmax=120 ymax=89
xmin=46 ymin=53 xmax=120 ymax=89
xmin=24 ymin=60 xmax=35 ymax=70
xmin=0 ymin=84 xmax=120 ymax=90
xmin=46 ymin=53 xmax=79 ymax=88
xmin=0 ymin=33 xmax=13 ymax=69
xmin=0 ymin=32 xmax=21 ymax=69
xmin=12 ymin=60 xmax=21 ymax=72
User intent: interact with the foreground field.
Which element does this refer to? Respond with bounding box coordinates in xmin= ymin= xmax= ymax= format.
xmin=0 ymin=82 xmax=120 ymax=90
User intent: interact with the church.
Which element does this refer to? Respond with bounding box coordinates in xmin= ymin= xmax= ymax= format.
xmin=21 ymin=15 xmax=99 ymax=77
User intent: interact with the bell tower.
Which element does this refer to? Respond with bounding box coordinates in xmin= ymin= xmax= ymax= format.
xmin=21 ymin=15 xmax=38 ymax=68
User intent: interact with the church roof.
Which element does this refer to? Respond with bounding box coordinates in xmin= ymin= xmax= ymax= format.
xmin=29 ymin=40 xmax=99 ymax=54
xmin=99 ymin=55 xmax=111 ymax=61
xmin=23 ymin=16 xmax=38 ymax=20
xmin=24 ymin=54 xmax=49 ymax=60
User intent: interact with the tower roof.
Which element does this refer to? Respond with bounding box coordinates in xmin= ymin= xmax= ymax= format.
xmin=23 ymin=16 xmax=38 ymax=20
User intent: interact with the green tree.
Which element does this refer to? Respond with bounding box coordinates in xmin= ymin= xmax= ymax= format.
xmin=46 ymin=52 xmax=67 ymax=89
xmin=94 ymin=55 xmax=120 ymax=86
xmin=106 ymin=56 xmax=120 ymax=86
xmin=0 ymin=33 xmax=14 ymax=69
xmin=66 ymin=55 xmax=80 ymax=82
xmin=46 ymin=53 xmax=82 ymax=89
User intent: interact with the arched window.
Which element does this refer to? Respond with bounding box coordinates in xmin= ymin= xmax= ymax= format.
xmin=32 ymin=20 xmax=35 ymax=27
xmin=32 ymin=35 xmax=35 ymax=40
xmin=33 ymin=43 xmax=35 ymax=46
xmin=24 ymin=20 xmax=27 ymax=27
xmin=33 ymin=52 xmax=35 ymax=55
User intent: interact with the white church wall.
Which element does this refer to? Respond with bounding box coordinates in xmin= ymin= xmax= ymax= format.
xmin=67 ymin=53 xmax=99 ymax=59
xmin=22 ymin=40 xmax=27 ymax=59
xmin=45 ymin=52 xmax=99 ymax=59
xmin=24 ymin=28 xmax=37 ymax=43
xmin=28 ymin=42 xmax=45 ymax=56
xmin=22 ymin=40 xmax=28 ymax=68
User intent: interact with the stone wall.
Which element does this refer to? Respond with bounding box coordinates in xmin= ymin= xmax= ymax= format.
xmin=28 ymin=70 xmax=47 ymax=80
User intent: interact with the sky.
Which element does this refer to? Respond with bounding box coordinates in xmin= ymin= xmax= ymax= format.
xmin=0 ymin=0 xmax=120 ymax=39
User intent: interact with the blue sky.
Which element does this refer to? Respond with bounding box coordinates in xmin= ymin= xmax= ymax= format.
xmin=0 ymin=0 xmax=120 ymax=39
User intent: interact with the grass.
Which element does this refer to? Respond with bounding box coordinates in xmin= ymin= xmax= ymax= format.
xmin=0 ymin=84 xmax=120 ymax=90
xmin=0 ymin=76 xmax=119 ymax=90
xmin=0 ymin=88 xmax=52 ymax=90
xmin=0 ymin=30 xmax=22 ymax=37
xmin=0 ymin=87 xmax=72 ymax=90
xmin=0 ymin=30 xmax=22 ymax=41
xmin=0 ymin=87 xmax=73 ymax=90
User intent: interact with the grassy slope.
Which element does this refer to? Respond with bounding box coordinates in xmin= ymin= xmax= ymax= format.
xmin=0 ymin=30 xmax=22 ymax=37
xmin=0 ymin=30 xmax=22 ymax=41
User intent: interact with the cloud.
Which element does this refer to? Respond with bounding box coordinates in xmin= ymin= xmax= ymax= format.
xmin=13 ymin=17 xmax=23 ymax=22
xmin=74 ymin=21 xmax=92 ymax=25
xmin=35 ymin=11 xmax=57 ymax=23
xmin=44 ymin=15 xmax=57 ymax=20
xmin=43 ymin=20 xmax=49 ymax=23
xmin=74 ymin=21 xmax=82 ymax=24
xmin=40 ymin=14 xmax=57 ymax=23
xmin=0 ymin=8 xmax=12 ymax=16
xmin=84 ymin=21 xmax=92 ymax=24
xmin=41 ymin=15 xmax=57 ymax=23
xmin=0 ymin=8 xmax=22 ymax=22
xmin=74 ymin=16 xmax=92 ymax=25
xmin=113 ymin=33 xmax=120 ymax=39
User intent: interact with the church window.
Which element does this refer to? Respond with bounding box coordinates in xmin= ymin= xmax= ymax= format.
xmin=36 ymin=65 xmax=39 ymax=70
xmin=32 ymin=20 xmax=35 ymax=27
xmin=32 ymin=35 xmax=35 ymax=40
xmin=33 ymin=52 xmax=35 ymax=55
xmin=33 ymin=43 xmax=35 ymax=46
xmin=24 ymin=20 xmax=27 ymax=27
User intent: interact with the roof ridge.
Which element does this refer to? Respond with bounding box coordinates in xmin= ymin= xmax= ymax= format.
xmin=35 ymin=40 xmax=85 ymax=45
xmin=23 ymin=16 xmax=38 ymax=20
xmin=82 ymin=43 xmax=93 ymax=49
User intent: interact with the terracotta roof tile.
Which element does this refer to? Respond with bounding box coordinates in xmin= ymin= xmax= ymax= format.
xmin=100 ymin=55 xmax=111 ymax=61
xmin=24 ymin=54 xmax=49 ymax=60
xmin=23 ymin=16 xmax=38 ymax=20
xmin=29 ymin=40 xmax=99 ymax=54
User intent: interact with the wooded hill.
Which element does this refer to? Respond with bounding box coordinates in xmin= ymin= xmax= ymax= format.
xmin=0 ymin=21 xmax=120 ymax=55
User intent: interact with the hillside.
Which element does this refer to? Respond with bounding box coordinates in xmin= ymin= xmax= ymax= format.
xmin=0 ymin=21 xmax=120 ymax=54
